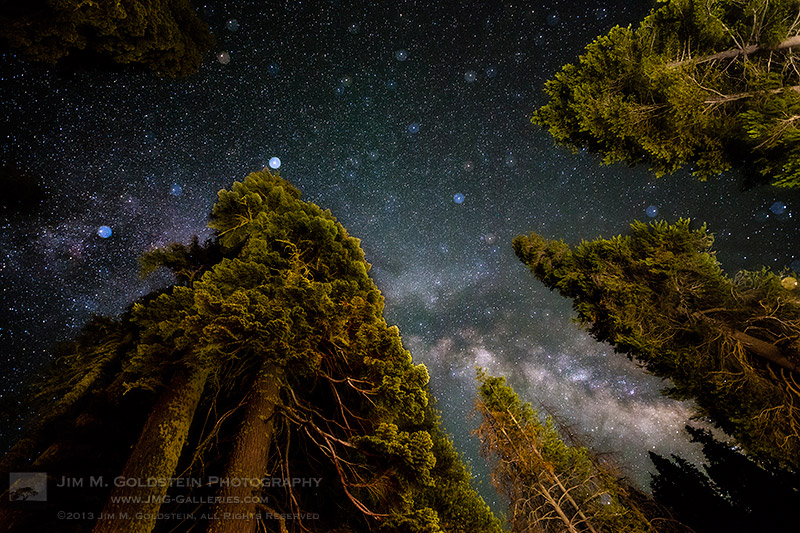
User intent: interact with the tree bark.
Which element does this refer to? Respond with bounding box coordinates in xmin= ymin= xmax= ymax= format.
xmin=732 ymin=330 xmax=800 ymax=373
xmin=92 ymin=364 xmax=210 ymax=533
xmin=668 ymin=35 xmax=800 ymax=67
xmin=704 ymin=85 xmax=800 ymax=104
xmin=206 ymin=363 xmax=282 ymax=533
xmin=506 ymin=413 xmax=599 ymax=533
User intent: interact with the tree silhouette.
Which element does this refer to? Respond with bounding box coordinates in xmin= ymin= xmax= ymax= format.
xmin=0 ymin=0 xmax=214 ymax=77
xmin=650 ymin=425 xmax=800 ymax=532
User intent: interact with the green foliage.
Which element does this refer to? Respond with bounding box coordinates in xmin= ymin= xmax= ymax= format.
xmin=3 ymin=170 xmax=501 ymax=533
xmin=0 ymin=315 xmax=133 ymax=474
xmin=0 ymin=0 xmax=214 ymax=77
xmin=34 ymin=315 xmax=132 ymax=405
xmin=209 ymin=172 xmax=302 ymax=252
xmin=354 ymin=423 xmax=437 ymax=488
xmin=532 ymin=0 xmax=800 ymax=188
xmin=514 ymin=219 xmax=800 ymax=468
xmin=475 ymin=369 xmax=657 ymax=532
xmin=739 ymin=87 xmax=800 ymax=188
xmin=417 ymin=403 xmax=504 ymax=533
xmin=379 ymin=507 xmax=443 ymax=533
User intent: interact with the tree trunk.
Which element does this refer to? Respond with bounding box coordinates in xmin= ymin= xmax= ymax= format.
xmin=732 ymin=330 xmax=800 ymax=373
xmin=92 ymin=364 xmax=210 ymax=533
xmin=206 ymin=363 xmax=282 ymax=533
xmin=506 ymin=413 xmax=598 ymax=533
xmin=534 ymin=481 xmax=581 ymax=533
xmin=668 ymin=35 xmax=800 ymax=67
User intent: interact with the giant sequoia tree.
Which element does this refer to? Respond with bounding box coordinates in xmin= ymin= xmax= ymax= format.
xmin=1 ymin=171 xmax=501 ymax=533
xmin=514 ymin=219 xmax=800 ymax=469
xmin=532 ymin=0 xmax=800 ymax=188
xmin=474 ymin=369 xmax=670 ymax=533
xmin=0 ymin=0 xmax=213 ymax=76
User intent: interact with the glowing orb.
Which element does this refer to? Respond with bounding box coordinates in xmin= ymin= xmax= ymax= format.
xmin=770 ymin=201 xmax=787 ymax=215
xmin=464 ymin=70 xmax=477 ymax=82
xmin=646 ymin=205 xmax=658 ymax=218
xmin=226 ymin=19 xmax=239 ymax=32
xmin=269 ymin=157 xmax=281 ymax=169
xmin=217 ymin=51 xmax=231 ymax=65
xmin=170 ymin=183 xmax=183 ymax=196
xmin=407 ymin=122 xmax=419 ymax=134
xmin=97 ymin=226 xmax=112 ymax=239
xmin=781 ymin=276 xmax=798 ymax=290
xmin=395 ymin=49 xmax=408 ymax=61
xmin=453 ymin=193 xmax=465 ymax=204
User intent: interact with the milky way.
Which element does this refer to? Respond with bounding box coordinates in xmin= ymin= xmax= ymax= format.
xmin=2 ymin=1 xmax=799 ymax=505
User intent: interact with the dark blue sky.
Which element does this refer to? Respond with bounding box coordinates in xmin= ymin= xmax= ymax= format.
xmin=2 ymin=0 xmax=799 ymax=500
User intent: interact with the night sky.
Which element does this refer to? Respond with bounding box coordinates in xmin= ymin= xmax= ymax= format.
xmin=2 ymin=0 xmax=799 ymax=503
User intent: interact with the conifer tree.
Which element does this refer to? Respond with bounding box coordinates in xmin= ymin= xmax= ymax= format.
xmin=514 ymin=219 xmax=800 ymax=469
xmin=1 ymin=170 xmax=502 ymax=533
xmin=649 ymin=426 xmax=800 ymax=532
xmin=532 ymin=0 xmax=800 ymax=188
xmin=0 ymin=0 xmax=214 ymax=77
xmin=475 ymin=369 xmax=660 ymax=533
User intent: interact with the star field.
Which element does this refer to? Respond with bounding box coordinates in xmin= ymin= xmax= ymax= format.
xmin=2 ymin=0 xmax=800 ymax=505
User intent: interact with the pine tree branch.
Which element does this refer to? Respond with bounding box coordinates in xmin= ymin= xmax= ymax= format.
xmin=703 ymin=85 xmax=800 ymax=104
xmin=667 ymin=35 xmax=800 ymax=68
xmin=487 ymin=402 xmax=600 ymax=533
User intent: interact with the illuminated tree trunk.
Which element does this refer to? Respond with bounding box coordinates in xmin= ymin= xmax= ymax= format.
xmin=206 ymin=363 xmax=282 ymax=533
xmin=668 ymin=35 xmax=800 ymax=67
xmin=92 ymin=364 xmax=210 ymax=533
xmin=732 ymin=329 xmax=800 ymax=373
xmin=492 ymin=411 xmax=598 ymax=533
xmin=476 ymin=371 xmax=655 ymax=532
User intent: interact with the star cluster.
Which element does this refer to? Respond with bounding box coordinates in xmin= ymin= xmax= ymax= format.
xmin=2 ymin=0 xmax=799 ymax=501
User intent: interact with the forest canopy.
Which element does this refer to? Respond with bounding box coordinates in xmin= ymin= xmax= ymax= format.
xmin=0 ymin=0 xmax=214 ymax=76
xmin=0 ymin=171 xmax=501 ymax=533
xmin=474 ymin=369 xmax=672 ymax=533
xmin=531 ymin=0 xmax=800 ymax=188
xmin=514 ymin=219 xmax=800 ymax=470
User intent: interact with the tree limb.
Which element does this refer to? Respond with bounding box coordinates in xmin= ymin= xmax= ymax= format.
xmin=731 ymin=329 xmax=800 ymax=374
xmin=668 ymin=35 xmax=800 ymax=67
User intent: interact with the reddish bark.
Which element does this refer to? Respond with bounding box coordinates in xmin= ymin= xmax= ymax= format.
xmin=92 ymin=365 xmax=210 ymax=533
xmin=206 ymin=364 xmax=282 ymax=533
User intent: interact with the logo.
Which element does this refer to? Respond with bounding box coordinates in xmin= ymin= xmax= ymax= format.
xmin=9 ymin=473 xmax=47 ymax=501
